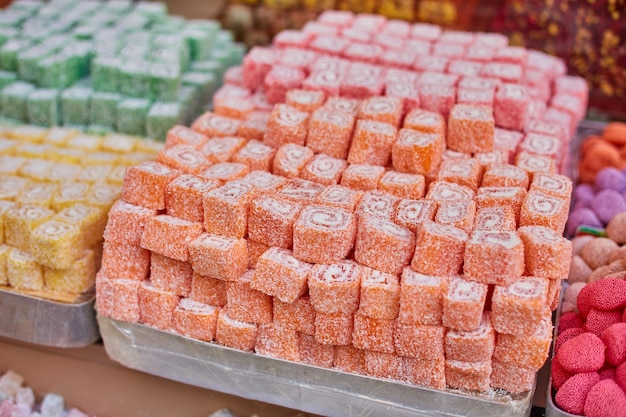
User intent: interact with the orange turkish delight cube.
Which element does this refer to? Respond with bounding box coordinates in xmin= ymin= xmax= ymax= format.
xmin=251 ymin=247 xmax=312 ymax=303
xmin=188 ymin=233 xmax=248 ymax=282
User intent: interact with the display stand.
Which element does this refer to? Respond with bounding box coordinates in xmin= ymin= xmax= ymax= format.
xmin=99 ymin=315 xmax=535 ymax=417
xmin=0 ymin=289 xmax=99 ymax=348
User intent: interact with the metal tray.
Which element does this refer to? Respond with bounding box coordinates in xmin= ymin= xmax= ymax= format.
xmin=99 ymin=315 xmax=534 ymax=417
xmin=0 ymin=288 xmax=99 ymax=347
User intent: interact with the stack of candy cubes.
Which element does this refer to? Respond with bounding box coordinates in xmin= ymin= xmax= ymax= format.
xmin=0 ymin=124 xmax=161 ymax=302
xmin=98 ymin=37 xmax=584 ymax=396
xmin=0 ymin=0 xmax=244 ymax=140
xmin=0 ymin=369 xmax=94 ymax=417
xmin=553 ymin=248 xmax=626 ymax=416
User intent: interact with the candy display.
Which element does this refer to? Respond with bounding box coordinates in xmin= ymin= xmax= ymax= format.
xmin=97 ymin=7 xmax=585 ymax=398
xmin=0 ymin=125 xmax=161 ymax=302
xmin=0 ymin=0 xmax=244 ymax=140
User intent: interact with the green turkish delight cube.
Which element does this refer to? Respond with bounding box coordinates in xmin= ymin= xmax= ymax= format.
xmin=119 ymin=60 xmax=151 ymax=98
xmin=116 ymin=98 xmax=151 ymax=136
xmin=149 ymin=63 xmax=180 ymax=102
xmin=37 ymin=54 xmax=79 ymax=89
xmin=0 ymin=39 xmax=32 ymax=71
xmin=91 ymin=56 xmax=121 ymax=93
xmin=61 ymin=85 xmax=92 ymax=126
xmin=146 ymin=102 xmax=181 ymax=141
xmin=1 ymin=82 xmax=36 ymax=121
xmin=0 ymin=71 xmax=17 ymax=91
xmin=182 ymin=71 xmax=217 ymax=107
xmin=27 ymin=88 xmax=61 ymax=126
xmin=90 ymin=92 xmax=120 ymax=129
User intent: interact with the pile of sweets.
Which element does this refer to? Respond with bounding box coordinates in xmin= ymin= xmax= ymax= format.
xmin=0 ymin=0 xmax=244 ymax=140
xmin=0 ymin=370 xmax=93 ymax=417
xmin=216 ymin=10 xmax=588 ymax=176
xmin=0 ymin=124 xmax=162 ymax=302
xmin=97 ymin=81 xmax=577 ymax=395
xmin=576 ymin=123 xmax=626 ymax=184
xmin=553 ymin=204 xmax=626 ymax=417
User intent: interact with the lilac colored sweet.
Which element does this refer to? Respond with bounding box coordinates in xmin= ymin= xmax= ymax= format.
xmin=594 ymin=167 xmax=626 ymax=192
xmin=573 ymin=183 xmax=596 ymax=206
xmin=566 ymin=208 xmax=603 ymax=236
xmin=591 ymin=189 xmax=626 ymax=224
xmin=573 ymin=200 xmax=593 ymax=210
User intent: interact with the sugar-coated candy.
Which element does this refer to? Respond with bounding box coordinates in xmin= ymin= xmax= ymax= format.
xmin=583 ymin=379 xmax=626 ymax=417
xmin=305 ymin=107 xmax=355 ymax=159
xmin=51 ymin=182 xmax=90 ymax=211
xmin=475 ymin=186 xmax=527 ymax=223
xmin=263 ymin=104 xmax=309 ymax=149
xmin=200 ymin=162 xmax=250 ymax=184
xmin=165 ymin=175 xmax=219 ymax=223
xmin=248 ymin=194 xmax=302 ymax=249
xmin=272 ymin=143 xmax=315 ymax=178
xmin=255 ymin=324 xmax=301 ymax=361
xmin=237 ymin=111 xmax=270 ymax=141
xmin=482 ymin=163 xmax=529 ymax=189
xmin=392 ymin=127 xmax=444 ymax=174
xmin=214 ymin=96 xmax=255 ymax=120
xmin=435 ymin=200 xmax=477 ymax=233
xmin=518 ymin=226 xmax=572 ymax=279
xmin=45 ymin=249 xmax=95 ymax=294
xmin=299 ymin=333 xmax=334 ymax=368
xmin=122 ymin=161 xmax=178 ymax=210
xmin=398 ymin=268 xmax=448 ymax=326
xmin=103 ymin=232 xmax=153 ymax=280
xmin=104 ymin=200 xmax=157 ymax=246
xmin=7 ymin=248 xmax=43 ymax=291
xmin=357 ymin=96 xmax=403 ymax=127
xmin=447 ymin=104 xmax=494 ymax=154
xmin=494 ymin=315 xmax=553 ymax=370
xmin=445 ymin=312 xmax=494 ymax=362
xmin=191 ymin=112 xmax=242 ymax=138
xmin=30 ymin=220 xmax=82 ymax=269
xmin=445 ymin=359 xmax=491 ymax=392
xmin=515 ymin=151 xmax=557 ymax=181
xmin=17 ymin=182 xmax=57 ymax=209
xmin=215 ymin=308 xmax=258 ymax=351
xmin=314 ymin=311 xmax=354 ymax=346
xmin=474 ymin=206 xmax=517 ymax=231
xmin=293 ymin=204 xmax=356 ymax=264
xmin=191 ymin=272 xmax=226 ymax=306
xmin=200 ymin=137 xmax=247 ymax=164
xmin=150 ymin=253 xmax=193 ymax=298
xmin=355 ymin=191 xmax=400 ymax=221
xmin=172 ymin=298 xmax=219 ymax=342
xmin=494 ymin=83 xmax=529 ymax=131
xmin=347 ymin=119 xmax=397 ymax=167
xmin=426 ymin=181 xmax=476 ymax=203
xmin=363 ymin=350 xmax=404 ymax=381
xmin=378 ymin=171 xmax=425 ymax=200
xmin=274 ymin=296 xmax=316 ymax=335
xmin=491 ymin=277 xmax=548 ymax=336
xmin=395 ymin=323 xmax=444 ymax=360
xmin=276 ymin=178 xmax=325 ymax=204
xmin=394 ymin=199 xmax=437 ymax=233
xmin=352 ymin=312 xmax=395 ymax=354
xmin=140 ymin=215 xmax=203 ymax=262
xmin=302 ymin=70 xmax=342 ymax=96
xmin=519 ymin=190 xmax=569 ymax=234
xmin=340 ymin=163 xmax=385 ymax=191
xmin=252 ymin=247 xmax=311 ymax=303
xmin=138 ymin=281 xmax=180 ymax=330
xmin=226 ymin=270 xmax=272 ymax=325
xmin=203 ymin=181 xmax=254 ymax=238
xmin=315 ymin=185 xmax=363 ymax=212
xmin=518 ymin=132 xmax=561 ymax=164
xmin=403 ymin=356 xmax=446 ymax=389
xmin=437 ymin=158 xmax=482 ymax=192
xmin=157 ymin=145 xmax=210 ymax=175
xmin=322 ymin=96 xmax=360 ymax=116
xmin=334 ymin=344 xmax=365 ymax=374
xmin=490 ymin=360 xmax=536 ymax=394
xmin=188 ymin=233 xmax=248 ymax=282
xmin=300 ymin=153 xmax=347 ymax=186
xmin=463 ymin=230 xmax=524 ymax=286
xmin=411 ymin=220 xmax=468 ymax=277
xmin=5 ymin=205 xmax=54 ymax=252
xmin=309 ymin=261 xmax=362 ymax=314
xmin=285 ymin=89 xmax=326 ymax=113
xmin=109 ymin=278 xmax=141 ymax=322
xmin=241 ymin=170 xmax=287 ymax=195
xmin=442 ymin=276 xmax=488 ymax=332
xmin=232 ymin=139 xmax=276 ymax=172
xmin=165 ymin=125 xmax=209 ymax=150
xmin=55 ymin=204 xmax=107 ymax=248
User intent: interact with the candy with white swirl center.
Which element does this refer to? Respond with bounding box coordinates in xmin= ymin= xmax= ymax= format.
xmin=463 ymin=230 xmax=524 ymax=286
xmin=347 ymin=119 xmax=397 ymax=167
xmin=340 ymin=163 xmax=386 ymax=191
xmin=232 ymin=140 xmax=276 ymax=172
xmin=514 ymin=151 xmax=556 ymax=181
xmin=191 ymin=112 xmax=241 ymax=138
xmin=437 ymin=158 xmax=481 ymax=192
xmin=356 ymin=191 xmax=400 ymax=220
xmin=200 ymin=162 xmax=249 ymax=184
xmin=300 ymin=154 xmax=347 ymax=186
xmin=519 ymin=190 xmax=568 ymax=234
xmin=442 ymin=276 xmax=488 ymax=332
xmin=323 ymin=96 xmax=360 ymax=116
xmin=357 ymin=96 xmax=403 ymax=127
xmin=252 ymin=247 xmax=312 ymax=303
xmin=5 ymin=204 xmax=54 ymax=252
xmin=203 ymin=181 xmax=253 ymax=238
xmin=395 ymin=199 xmax=437 ymax=232
xmin=293 ymin=204 xmax=356 ymax=264
xmin=358 ymin=267 xmax=400 ymax=320
xmin=411 ymin=220 xmax=468 ymax=277
xmin=7 ymin=247 xmax=44 ymax=291
xmin=491 ymin=277 xmax=548 ymax=337
xmin=474 ymin=206 xmax=516 ymax=231
xmin=309 ymin=261 xmax=362 ymax=314
xmin=272 ymin=143 xmax=315 ymax=179
xmin=315 ymin=185 xmax=362 ymax=212
xmin=157 ymin=144 xmax=209 ymax=174
xmin=199 ymin=137 xmax=247 ymax=164
xmin=482 ymin=163 xmax=529 ymax=189
xmin=122 ymin=161 xmax=179 ymax=210
xmin=30 ymin=220 xmax=82 ymax=269
xmin=435 ymin=200 xmax=477 ymax=233
xmin=166 ymin=125 xmax=209 ymax=149
xmin=426 ymin=181 xmax=475 ymax=202
xmin=285 ymin=89 xmax=325 ymax=113
xmin=518 ymin=225 xmax=572 ymax=279
xmin=378 ymin=171 xmax=426 ymax=200
xmin=306 ymin=108 xmax=355 ymax=160
xmin=445 ymin=312 xmax=495 ymax=363
xmin=276 ymin=178 xmax=325 ymax=203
